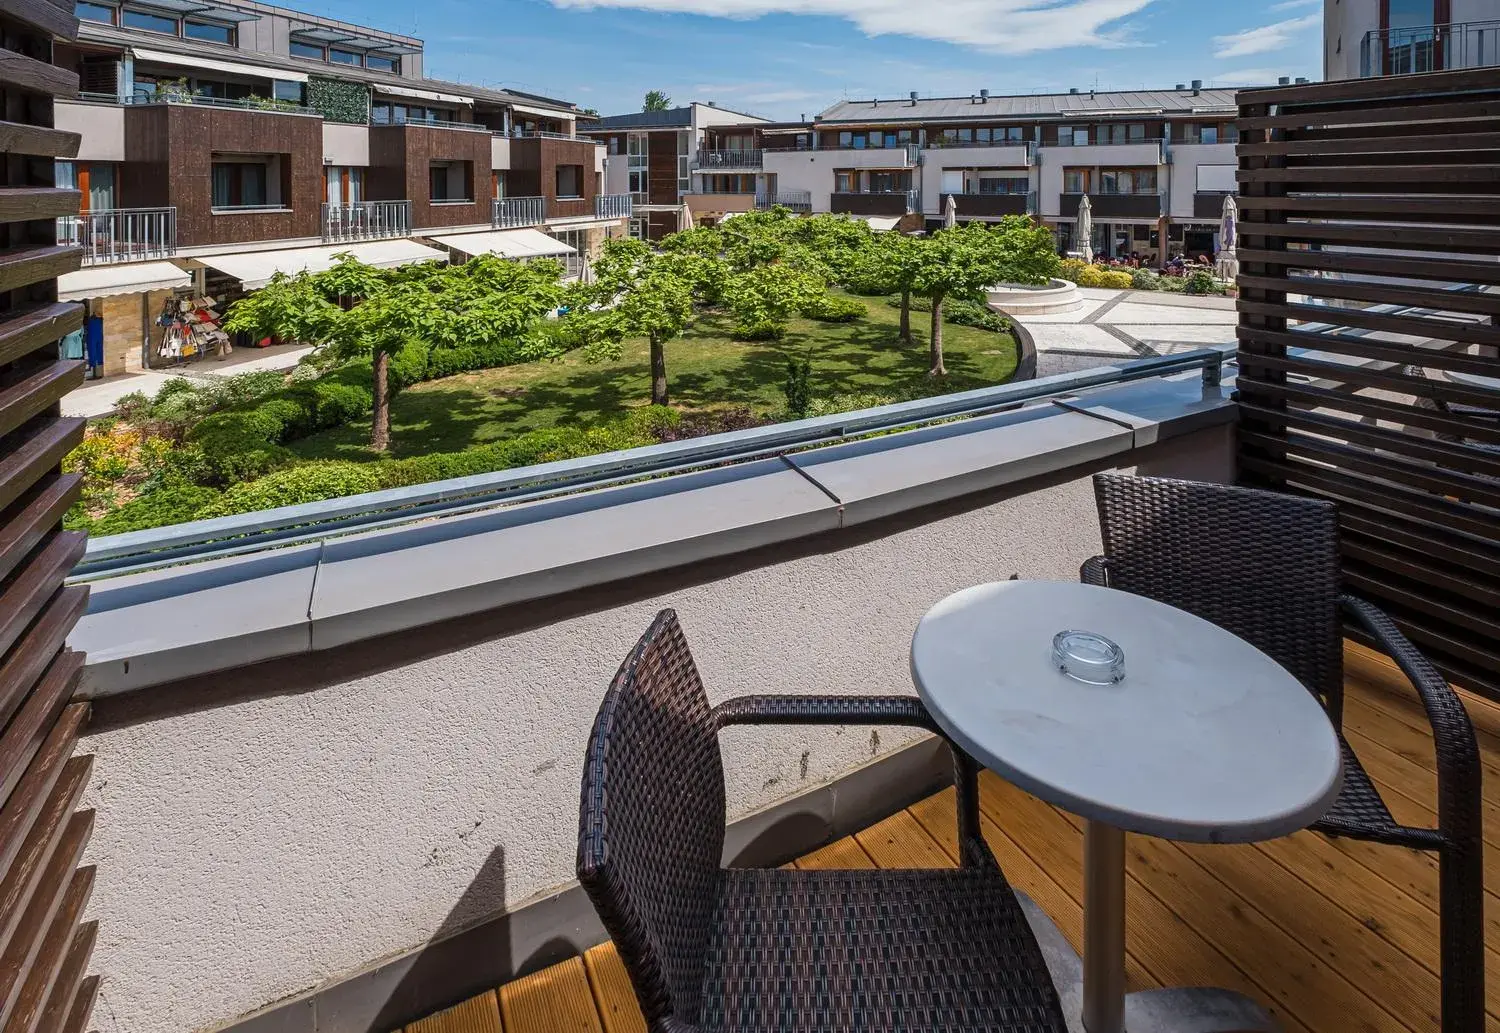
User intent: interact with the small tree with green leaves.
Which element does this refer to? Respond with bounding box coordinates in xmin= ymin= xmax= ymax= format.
xmin=991 ymin=214 xmax=1062 ymax=287
xmin=571 ymin=238 xmax=695 ymax=405
xmin=848 ymin=230 xmax=923 ymax=343
xmin=911 ymin=224 xmax=1010 ymax=376
xmin=723 ymin=262 xmax=826 ymax=340
xmin=643 ymin=90 xmax=671 ymax=112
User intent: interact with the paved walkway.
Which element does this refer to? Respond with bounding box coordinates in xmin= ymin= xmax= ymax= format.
xmin=1013 ymin=287 xmax=1238 ymax=378
xmin=63 ymin=343 xmax=314 ymax=419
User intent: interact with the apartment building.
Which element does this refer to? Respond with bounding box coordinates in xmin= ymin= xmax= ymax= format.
xmin=1325 ymin=0 xmax=1498 ymax=79
xmin=581 ymin=103 xmax=769 ymax=241
xmin=50 ymin=0 xmax=631 ymax=378
xmin=671 ymin=84 xmax=1247 ymax=259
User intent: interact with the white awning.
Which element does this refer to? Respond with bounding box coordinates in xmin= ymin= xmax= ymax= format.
xmin=508 ymin=101 xmax=574 ymax=120
xmin=858 ymin=216 xmax=902 ymax=232
xmin=373 ymin=83 xmax=469 ymax=106
xmin=427 ymin=228 xmax=576 ymax=259
xmin=58 ymin=261 xmax=191 ymax=301
xmin=132 ymin=47 xmax=307 ymax=83
xmin=198 ymin=239 xmax=446 ymax=289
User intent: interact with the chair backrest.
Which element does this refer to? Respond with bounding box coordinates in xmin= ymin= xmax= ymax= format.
xmin=577 ymin=609 xmax=726 ymax=1031
xmin=1093 ymin=474 xmax=1345 ymax=715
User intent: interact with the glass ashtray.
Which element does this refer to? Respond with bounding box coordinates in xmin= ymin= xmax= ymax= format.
xmin=1051 ymin=630 xmax=1125 ymax=685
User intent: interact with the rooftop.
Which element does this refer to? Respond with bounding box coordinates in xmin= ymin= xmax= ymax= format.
xmin=815 ymin=86 xmax=1242 ymax=123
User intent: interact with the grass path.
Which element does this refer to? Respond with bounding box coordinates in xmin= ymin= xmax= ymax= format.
xmin=289 ymin=294 xmax=1018 ymax=461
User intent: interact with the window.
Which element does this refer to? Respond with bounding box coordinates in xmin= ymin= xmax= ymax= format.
xmin=365 ymin=54 xmax=398 ymax=73
xmin=677 ymin=130 xmax=690 ymax=197
xmin=1099 ymin=167 xmax=1156 ymax=193
xmin=977 ymin=174 xmax=1027 ymax=195
xmin=867 ymin=170 xmax=910 ymax=193
xmin=184 ymin=19 xmax=232 ymax=43
xmin=212 ymin=161 xmax=269 ymax=208
xmin=75 ymin=1 xmax=114 ymax=23
xmin=1199 ymin=125 xmax=1218 ymax=144
xmin=1056 ymin=125 xmax=1090 ymax=146
xmin=629 ymin=217 xmax=648 ymax=240
xmin=835 ymin=171 xmax=855 ymax=193
xmin=556 ymin=164 xmax=584 ymax=199
xmin=289 ymin=41 xmax=324 ymax=60
xmin=429 ymin=160 xmax=471 ymax=202
xmin=273 ymin=81 xmax=304 ymax=105
xmin=325 ymin=166 xmax=363 ymax=205
xmin=122 ymin=7 xmax=177 ymax=33
xmin=607 ymin=137 xmax=621 ymax=156
xmin=1063 ymin=168 xmax=1090 ymax=193
xmin=1128 ymin=123 xmax=1146 ymax=142
xmin=329 ymin=48 xmax=361 ymax=66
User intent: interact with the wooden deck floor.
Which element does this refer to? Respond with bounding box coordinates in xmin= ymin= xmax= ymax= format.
xmin=404 ymin=643 xmax=1500 ymax=1033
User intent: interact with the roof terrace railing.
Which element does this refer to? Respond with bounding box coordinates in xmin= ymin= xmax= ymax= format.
xmin=73 ymin=350 xmax=1225 ymax=578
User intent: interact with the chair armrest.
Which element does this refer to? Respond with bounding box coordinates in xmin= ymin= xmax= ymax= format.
xmin=712 ymin=694 xmax=938 ymax=731
xmin=1340 ymin=594 xmax=1482 ymax=831
xmin=1080 ymin=555 xmax=1109 ymax=587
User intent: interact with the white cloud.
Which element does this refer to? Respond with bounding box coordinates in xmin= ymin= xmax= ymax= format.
xmin=1207 ymin=68 xmax=1294 ymax=85
xmin=1269 ymin=0 xmax=1319 ymax=9
xmin=1212 ymin=13 xmax=1320 ymax=59
xmin=544 ymin=0 xmax=1158 ymax=54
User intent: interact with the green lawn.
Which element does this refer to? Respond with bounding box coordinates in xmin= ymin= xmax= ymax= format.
xmin=287 ymin=294 xmax=1018 ymax=461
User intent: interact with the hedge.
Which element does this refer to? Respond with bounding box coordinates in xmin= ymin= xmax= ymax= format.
xmin=800 ymin=294 xmax=864 ymax=322
xmin=87 ymin=483 xmax=225 ymax=536
xmin=884 ymin=296 xmax=1011 ymax=333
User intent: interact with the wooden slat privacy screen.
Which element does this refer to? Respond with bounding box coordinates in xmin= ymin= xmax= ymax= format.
xmin=1235 ymin=68 xmax=1500 ymax=700
xmin=0 ymin=1 xmax=100 ymax=1031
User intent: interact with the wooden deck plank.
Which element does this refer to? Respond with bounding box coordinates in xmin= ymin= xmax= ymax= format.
xmin=794 ymin=835 xmax=878 ymax=870
xmin=582 ymin=943 xmax=647 ymax=1033
xmin=499 ymin=957 xmax=602 ymax=1033
xmin=405 ymin=990 xmax=503 ymax=1033
xmin=852 ymin=809 xmax=954 ymax=869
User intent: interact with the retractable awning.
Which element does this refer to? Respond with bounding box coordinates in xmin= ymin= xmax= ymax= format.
xmin=198 ymin=240 xmax=446 ymax=290
xmin=58 ymin=261 xmax=191 ymax=301
xmin=373 ymin=83 xmax=470 ymax=106
xmin=427 ymin=228 xmax=575 ymax=259
xmin=507 ymin=101 xmax=575 ymax=119
xmin=132 ymin=47 xmax=307 ymax=83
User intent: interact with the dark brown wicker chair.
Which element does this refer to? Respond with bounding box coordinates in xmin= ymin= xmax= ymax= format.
xmin=577 ymin=609 xmax=1068 ymax=1033
xmin=1082 ymin=473 xmax=1484 ymax=1033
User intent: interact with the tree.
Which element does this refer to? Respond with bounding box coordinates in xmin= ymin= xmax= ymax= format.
xmin=642 ymin=90 xmax=671 ymax=112
xmin=911 ymin=224 xmax=1010 ymax=376
xmin=723 ymin=262 xmax=825 ymax=340
xmin=571 ymin=238 xmax=696 ymax=405
xmin=848 ymin=231 xmax=923 ymax=343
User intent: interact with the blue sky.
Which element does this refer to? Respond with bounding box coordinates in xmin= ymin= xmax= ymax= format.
xmin=297 ymin=0 xmax=1324 ymax=119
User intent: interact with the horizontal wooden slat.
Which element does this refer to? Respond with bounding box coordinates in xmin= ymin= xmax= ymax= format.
xmin=0 ymin=650 xmax=79 ymax=816
xmin=0 ymin=190 xmax=77 ymax=226
xmin=35 ymin=921 xmax=95 ymax=1033
xmin=1342 ymin=536 xmax=1500 ymax=610
xmin=1238 ymin=401 xmax=1500 ymax=480
xmin=0 ymin=247 xmax=79 ymax=297
xmin=5 ymin=864 xmax=93 ymax=1033
xmin=0 ymin=810 xmax=93 ymax=1026
xmin=1237 ymin=300 xmax=1500 ymax=349
xmin=0 ymin=475 xmax=81 ymax=587
xmin=1235 ymin=246 xmax=1500 ymax=287
xmin=0 ymin=706 xmax=85 ymax=884
xmin=0 ymin=756 xmax=89 ymax=953
xmin=0 ymin=363 xmax=85 ymax=442
xmin=0 ymin=52 xmax=76 ymax=100
xmin=0 ymin=533 xmax=86 ymax=662
xmin=1235 ymin=348 xmax=1500 ymax=410
xmin=1239 ymin=164 xmax=1500 ymax=185
xmin=0 ymin=122 xmax=77 ymax=162
xmin=1236 ymin=273 xmax=1500 ymax=318
xmin=1236 ymin=220 xmax=1500 ymax=254
xmin=0 ymin=587 xmax=88 ymax=737
xmin=1236 ymin=378 xmax=1500 ymax=447
xmin=1342 ymin=567 xmax=1500 ymax=643
xmin=0 ymin=0 xmax=79 ymax=45
xmin=57 ymin=974 xmax=95 ymax=1033
xmin=1242 ymin=65 xmax=1500 ymax=105
xmin=1239 ymin=131 xmax=1500 ymax=156
xmin=1236 ymin=192 xmax=1500 ymax=224
xmin=1237 ymin=98 xmax=1500 ymax=132
xmin=0 ymin=305 xmax=81 ymax=370
xmin=0 ymin=418 xmax=84 ymax=514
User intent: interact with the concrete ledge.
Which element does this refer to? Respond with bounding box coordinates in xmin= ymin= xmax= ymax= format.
xmin=987 ymin=278 xmax=1084 ymax=315
xmin=213 ymin=736 xmax=951 ymax=1033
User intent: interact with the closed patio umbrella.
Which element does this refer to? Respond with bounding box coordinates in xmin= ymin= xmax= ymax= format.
xmin=1077 ymin=193 xmax=1094 ymax=264
xmin=1215 ymin=193 xmax=1239 ymax=282
xmin=943 ymin=193 xmax=958 ymax=229
xmin=678 ymin=202 xmax=693 ymax=233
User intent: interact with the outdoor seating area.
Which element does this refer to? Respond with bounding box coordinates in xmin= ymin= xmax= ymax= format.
xmin=391 ymin=474 xmax=1488 ymax=1033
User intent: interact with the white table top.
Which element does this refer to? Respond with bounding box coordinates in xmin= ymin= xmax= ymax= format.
xmin=911 ymin=580 xmax=1343 ymax=844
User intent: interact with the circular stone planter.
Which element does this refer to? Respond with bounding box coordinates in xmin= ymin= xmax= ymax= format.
xmin=986 ymin=278 xmax=1084 ymax=316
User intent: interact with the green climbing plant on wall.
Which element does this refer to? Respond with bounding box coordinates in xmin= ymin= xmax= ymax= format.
xmin=306 ymin=76 xmax=370 ymax=125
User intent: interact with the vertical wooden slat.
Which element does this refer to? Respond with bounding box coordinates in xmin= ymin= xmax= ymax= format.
xmin=0 ymin=4 xmax=94 ymax=1031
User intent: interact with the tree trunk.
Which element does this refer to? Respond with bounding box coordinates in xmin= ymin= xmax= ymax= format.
xmin=929 ymin=294 xmax=946 ymax=376
xmin=371 ymin=347 xmax=391 ymax=452
xmin=898 ymin=287 xmax=912 ymax=343
xmin=650 ymin=334 xmax=668 ymax=406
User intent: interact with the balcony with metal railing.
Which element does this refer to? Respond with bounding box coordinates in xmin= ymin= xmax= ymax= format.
xmin=830 ymin=189 xmax=919 ymax=217
xmin=1059 ymin=191 xmax=1164 ymax=219
xmin=595 ymin=195 xmax=633 ymax=220
xmin=321 ymin=200 xmax=411 ymax=243
xmin=755 ymin=188 xmax=813 ymax=212
xmin=493 ymin=196 xmax=546 ymax=228
xmin=694 ymin=148 xmax=763 ymax=170
xmin=1360 ymin=20 xmax=1500 ymax=75
xmin=56 ymin=207 xmax=176 ymax=265
xmin=940 ymin=191 xmax=1034 ymax=219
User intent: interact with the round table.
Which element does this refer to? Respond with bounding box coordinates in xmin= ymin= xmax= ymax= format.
xmin=910 ymin=580 xmax=1343 ymax=1033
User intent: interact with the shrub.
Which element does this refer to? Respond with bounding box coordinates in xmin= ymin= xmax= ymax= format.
xmin=841 ymin=269 xmax=895 ymax=296
xmin=1099 ymin=270 xmax=1134 ymax=290
xmin=621 ymin=404 xmax=681 ymax=439
xmin=783 ymin=357 xmax=812 ymax=418
xmin=1057 ymin=257 xmax=1089 ymax=284
xmin=656 ymin=407 xmax=764 ymax=441
xmin=944 ymin=299 xmax=1011 ymax=333
xmin=207 ymin=460 xmax=385 ymax=517
xmin=1156 ymin=274 xmax=1188 ymax=293
xmin=424 ymin=339 xmax=525 ymax=381
xmin=1130 ymin=268 xmax=1161 ymax=291
xmin=800 ymin=294 xmax=864 ymax=322
xmin=1185 ymin=270 xmax=1220 ymax=295
xmin=733 ymin=316 xmax=785 ymax=341
xmin=1075 ymin=265 xmax=1106 ymax=288
xmin=89 ymin=483 xmax=224 ymax=537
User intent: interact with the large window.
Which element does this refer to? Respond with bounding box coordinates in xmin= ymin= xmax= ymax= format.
xmin=429 ymin=161 xmax=472 ymax=202
xmin=834 ymin=129 xmax=912 ymax=150
xmin=74 ymin=1 xmax=115 ymax=24
xmin=56 ymin=162 xmax=116 ymax=211
xmin=1099 ymin=167 xmax=1157 ymax=194
xmin=627 ymin=133 xmax=648 ymax=203
xmin=676 ymin=130 xmax=690 ymax=198
xmin=212 ymin=161 xmax=270 ymax=208
xmin=121 ymin=7 xmax=177 ymax=33
xmin=867 ymin=170 xmax=910 ymax=194
xmin=289 ymin=41 xmax=324 ymax=60
xmin=1063 ymin=167 xmax=1091 ymax=193
xmin=183 ymin=19 xmax=232 ymax=43
xmin=976 ymin=174 xmax=1028 ymax=195
xmin=834 ymin=170 xmax=854 ymax=193
xmin=329 ymin=48 xmax=361 ymax=66
xmin=365 ymin=54 xmax=398 ymax=73
xmin=325 ymin=166 xmax=364 ymax=205
xmin=1054 ymin=125 xmax=1090 ymax=146
xmin=556 ymin=164 xmax=584 ymax=199
xmin=273 ymin=81 xmax=305 ymax=105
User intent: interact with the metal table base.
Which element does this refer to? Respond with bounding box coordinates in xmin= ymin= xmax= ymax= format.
xmin=1018 ymin=825 xmax=1280 ymax=1033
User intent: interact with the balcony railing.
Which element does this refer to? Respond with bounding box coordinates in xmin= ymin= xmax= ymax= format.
xmin=694 ymin=148 xmax=763 ymax=169
xmin=1046 ymin=135 xmax=1164 ymax=147
xmin=508 ymin=130 xmax=598 ymax=143
xmin=494 ymin=196 xmax=545 ymax=228
xmin=595 ymin=194 xmax=633 ymax=219
xmin=830 ymin=190 xmax=919 ymax=216
xmin=940 ymin=192 xmax=1033 ymax=218
xmin=373 ymin=112 xmax=489 ymax=132
xmin=926 ymin=139 xmax=1035 ymax=161
xmin=1059 ymin=191 xmax=1164 ymax=219
xmin=1193 ymin=190 xmax=1234 ymax=219
xmin=1360 ymin=19 xmax=1500 ymax=75
xmin=56 ymin=206 xmax=176 ymax=265
xmin=76 ymin=91 xmax=317 ymax=116
xmin=321 ymin=200 xmax=411 ymax=243
xmin=755 ymin=188 xmax=812 ymax=212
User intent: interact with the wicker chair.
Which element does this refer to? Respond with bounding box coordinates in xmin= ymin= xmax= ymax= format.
xmin=577 ymin=609 xmax=1068 ymax=1033
xmin=1082 ymin=473 xmax=1484 ymax=1033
